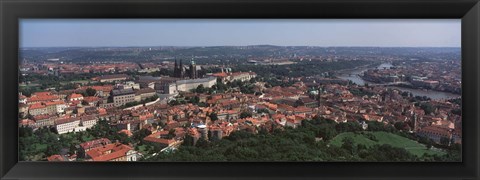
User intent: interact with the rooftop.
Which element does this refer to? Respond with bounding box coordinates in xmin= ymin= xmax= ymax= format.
xmin=112 ymin=89 xmax=135 ymax=96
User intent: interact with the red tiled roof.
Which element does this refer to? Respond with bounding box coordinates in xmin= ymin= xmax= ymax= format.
xmin=28 ymin=95 xmax=59 ymax=103
xmin=143 ymin=131 xmax=175 ymax=145
xmin=69 ymin=93 xmax=83 ymax=99
xmin=80 ymin=138 xmax=112 ymax=150
xmin=79 ymin=85 xmax=114 ymax=92
xmin=47 ymin=154 xmax=66 ymax=161
xmin=33 ymin=92 xmax=51 ymax=96
xmin=29 ymin=103 xmax=46 ymax=110
xmin=45 ymin=100 xmax=65 ymax=106
xmin=55 ymin=117 xmax=80 ymax=125
xmin=294 ymin=106 xmax=313 ymax=112
xmin=86 ymin=143 xmax=133 ymax=161
xmin=83 ymin=96 xmax=100 ymax=102
xmin=98 ymin=108 xmax=107 ymax=115
xmin=212 ymin=72 xmax=228 ymax=77
xmin=33 ymin=114 xmax=52 ymax=120
xmin=118 ymin=129 xmax=133 ymax=137
xmin=19 ymin=119 xmax=35 ymax=126
xmin=418 ymin=126 xmax=451 ymax=137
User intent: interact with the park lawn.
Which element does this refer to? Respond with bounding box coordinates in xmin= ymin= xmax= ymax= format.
xmin=329 ymin=131 xmax=446 ymax=157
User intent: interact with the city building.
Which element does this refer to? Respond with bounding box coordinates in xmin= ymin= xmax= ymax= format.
xmin=135 ymin=88 xmax=157 ymax=101
xmin=31 ymin=114 xmax=55 ymax=128
xmin=78 ymin=85 xmax=114 ymax=98
xmin=26 ymin=92 xmax=61 ymax=105
xmin=45 ymin=100 xmax=67 ymax=114
xmin=116 ymin=81 xmax=140 ymax=90
xmin=28 ymin=103 xmax=48 ymax=116
xmin=68 ymin=93 xmax=84 ymax=102
xmin=111 ymin=89 xmax=136 ymax=107
xmin=54 ymin=115 xmax=98 ymax=134
xmin=416 ymin=125 xmax=454 ymax=144
xmin=94 ymin=74 xmax=129 ymax=83
xmin=211 ymin=70 xmax=257 ymax=83
xmin=138 ymin=67 xmax=160 ymax=73
xmin=85 ymin=143 xmax=138 ymax=161
xmin=47 ymin=155 xmax=68 ymax=161
xmin=54 ymin=117 xmax=81 ymax=134
xmin=161 ymin=76 xmax=217 ymax=94
xmin=143 ymin=131 xmax=180 ymax=150
xmin=173 ymin=59 xmax=198 ymax=79
xmin=77 ymin=138 xmax=112 ymax=158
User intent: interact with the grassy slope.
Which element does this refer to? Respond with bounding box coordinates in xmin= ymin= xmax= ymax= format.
xmin=329 ymin=131 xmax=446 ymax=157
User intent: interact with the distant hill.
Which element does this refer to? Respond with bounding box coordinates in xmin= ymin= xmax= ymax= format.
xmin=19 ymin=46 xmax=461 ymax=63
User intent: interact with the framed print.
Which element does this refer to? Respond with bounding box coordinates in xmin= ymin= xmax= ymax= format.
xmin=1 ymin=0 xmax=479 ymax=179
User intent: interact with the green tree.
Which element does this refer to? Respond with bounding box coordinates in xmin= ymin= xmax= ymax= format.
xmin=240 ymin=112 xmax=253 ymax=119
xmin=195 ymin=138 xmax=210 ymax=148
xmin=189 ymin=96 xmax=200 ymax=104
xmin=167 ymin=129 xmax=176 ymax=139
xmin=183 ymin=134 xmax=195 ymax=146
xmin=420 ymin=103 xmax=435 ymax=115
xmin=440 ymin=137 xmax=450 ymax=146
xmin=394 ymin=122 xmax=405 ymax=131
xmin=85 ymin=88 xmax=97 ymax=96
xmin=341 ymin=137 xmax=356 ymax=155
xmin=133 ymin=128 xmax=152 ymax=143
xmin=196 ymin=84 xmax=205 ymax=93
xmin=209 ymin=112 xmax=218 ymax=121
xmin=336 ymin=122 xmax=362 ymax=133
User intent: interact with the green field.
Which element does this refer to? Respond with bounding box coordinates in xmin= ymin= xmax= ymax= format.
xmin=329 ymin=131 xmax=446 ymax=157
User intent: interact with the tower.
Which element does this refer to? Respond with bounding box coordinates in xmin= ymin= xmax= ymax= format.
xmin=175 ymin=59 xmax=185 ymax=78
xmin=412 ymin=113 xmax=418 ymax=132
xmin=189 ymin=58 xmax=197 ymax=79
xmin=317 ymin=87 xmax=322 ymax=107
xmin=173 ymin=59 xmax=179 ymax=77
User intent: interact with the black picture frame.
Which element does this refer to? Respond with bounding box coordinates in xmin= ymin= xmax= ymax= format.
xmin=1 ymin=0 xmax=479 ymax=179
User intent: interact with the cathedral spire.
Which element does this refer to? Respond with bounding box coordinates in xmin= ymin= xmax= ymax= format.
xmin=173 ymin=58 xmax=178 ymax=78
xmin=189 ymin=57 xmax=197 ymax=79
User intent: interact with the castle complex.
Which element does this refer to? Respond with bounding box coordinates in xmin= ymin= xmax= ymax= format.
xmin=173 ymin=59 xmax=197 ymax=79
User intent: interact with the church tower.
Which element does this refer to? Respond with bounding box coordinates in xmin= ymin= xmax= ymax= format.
xmin=189 ymin=58 xmax=197 ymax=79
xmin=317 ymin=87 xmax=322 ymax=107
xmin=412 ymin=113 xmax=419 ymax=132
xmin=173 ymin=59 xmax=179 ymax=77
xmin=179 ymin=59 xmax=185 ymax=78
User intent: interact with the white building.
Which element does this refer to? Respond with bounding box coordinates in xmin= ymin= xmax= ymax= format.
xmin=81 ymin=116 xmax=98 ymax=129
xmin=54 ymin=115 xmax=98 ymax=134
xmin=211 ymin=71 xmax=257 ymax=83
xmin=55 ymin=118 xmax=81 ymax=134
xmin=163 ymin=77 xmax=217 ymax=94
xmin=68 ymin=93 xmax=84 ymax=102
xmin=117 ymin=81 xmax=140 ymax=90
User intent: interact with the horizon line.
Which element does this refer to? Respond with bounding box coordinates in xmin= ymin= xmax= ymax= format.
xmin=20 ymin=45 xmax=462 ymax=49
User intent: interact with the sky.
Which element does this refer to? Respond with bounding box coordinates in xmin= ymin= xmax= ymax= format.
xmin=20 ymin=19 xmax=461 ymax=47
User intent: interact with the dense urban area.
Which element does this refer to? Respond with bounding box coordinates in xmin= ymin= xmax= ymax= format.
xmin=18 ymin=46 xmax=462 ymax=162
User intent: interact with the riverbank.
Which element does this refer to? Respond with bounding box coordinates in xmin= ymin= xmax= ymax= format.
xmin=336 ymin=63 xmax=461 ymax=100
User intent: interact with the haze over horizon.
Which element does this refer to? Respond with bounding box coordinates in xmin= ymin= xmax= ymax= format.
xmin=20 ymin=19 xmax=461 ymax=48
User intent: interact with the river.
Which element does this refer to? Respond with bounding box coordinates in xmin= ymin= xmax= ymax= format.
xmin=337 ymin=62 xmax=461 ymax=100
